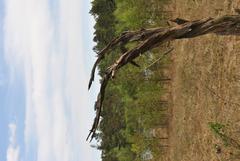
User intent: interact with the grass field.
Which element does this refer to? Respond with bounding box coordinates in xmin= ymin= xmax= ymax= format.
xmin=165 ymin=0 xmax=240 ymax=160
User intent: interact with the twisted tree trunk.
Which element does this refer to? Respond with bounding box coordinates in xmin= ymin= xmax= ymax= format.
xmin=87 ymin=14 xmax=240 ymax=141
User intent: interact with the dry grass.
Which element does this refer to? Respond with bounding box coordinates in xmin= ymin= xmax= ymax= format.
xmin=164 ymin=0 xmax=240 ymax=161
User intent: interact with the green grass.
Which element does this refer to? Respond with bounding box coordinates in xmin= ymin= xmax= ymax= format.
xmin=208 ymin=122 xmax=240 ymax=149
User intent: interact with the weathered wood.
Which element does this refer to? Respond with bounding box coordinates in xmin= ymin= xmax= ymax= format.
xmin=88 ymin=27 xmax=165 ymax=89
xmin=87 ymin=14 xmax=240 ymax=141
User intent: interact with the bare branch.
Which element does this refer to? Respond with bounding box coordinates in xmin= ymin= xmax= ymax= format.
xmin=145 ymin=47 xmax=174 ymax=70
xmin=88 ymin=27 xmax=165 ymax=89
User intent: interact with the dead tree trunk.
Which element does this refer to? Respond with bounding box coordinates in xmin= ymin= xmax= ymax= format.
xmin=87 ymin=14 xmax=240 ymax=141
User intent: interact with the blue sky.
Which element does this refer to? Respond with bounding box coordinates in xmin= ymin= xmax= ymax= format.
xmin=0 ymin=0 xmax=101 ymax=161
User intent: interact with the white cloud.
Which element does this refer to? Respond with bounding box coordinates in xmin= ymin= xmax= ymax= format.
xmin=4 ymin=0 xmax=100 ymax=161
xmin=6 ymin=123 xmax=20 ymax=161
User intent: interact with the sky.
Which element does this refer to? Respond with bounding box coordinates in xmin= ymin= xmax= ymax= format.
xmin=0 ymin=0 xmax=101 ymax=161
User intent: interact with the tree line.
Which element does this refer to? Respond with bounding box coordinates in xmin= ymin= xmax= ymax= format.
xmin=89 ymin=0 xmax=171 ymax=160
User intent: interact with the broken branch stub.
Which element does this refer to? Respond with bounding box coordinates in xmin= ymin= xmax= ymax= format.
xmin=87 ymin=15 xmax=240 ymax=141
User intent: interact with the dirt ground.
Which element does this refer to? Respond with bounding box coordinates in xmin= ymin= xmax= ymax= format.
xmin=164 ymin=0 xmax=240 ymax=161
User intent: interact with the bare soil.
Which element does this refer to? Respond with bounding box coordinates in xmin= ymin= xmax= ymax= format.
xmin=164 ymin=0 xmax=240 ymax=161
